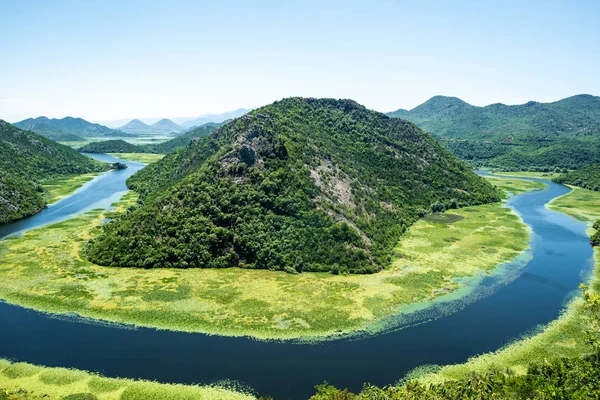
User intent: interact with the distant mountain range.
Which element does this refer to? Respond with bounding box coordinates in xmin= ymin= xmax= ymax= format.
xmin=118 ymin=118 xmax=183 ymax=135
xmin=387 ymin=94 xmax=600 ymax=139
xmin=101 ymin=108 xmax=251 ymax=130
xmin=14 ymin=116 xmax=129 ymax=140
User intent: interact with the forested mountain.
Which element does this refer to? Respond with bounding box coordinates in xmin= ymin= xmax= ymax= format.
xmin=79 ymin=139 xmax=142 ymax=154
xmin=85 ymin=98 xmax=499 ymax=273
xmin=554 ymin=164 xmax=600 ymax=191
xmin=150 ymin=118 xmax=182 ymax=133
xmin=388 ymin=95 xmax=600 ymax=171
xmin=0 ymin=121 xmax=109 ymax=224
xmin=388 ymin=94 xmax=600 ymax=139
xmin=14 ymin=116 xmax=127 ymax=138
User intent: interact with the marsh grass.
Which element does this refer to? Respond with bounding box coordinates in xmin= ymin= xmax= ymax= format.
xmin=417 ymin=187 xmax=600 ymax=385
xmin=490 ymin=171 xmax=561 ymax=180
xmin=42 ymin=173 xmax=104 ymax=204
xmin=0 ymin=359 xmax=254 ymax=400
xmin=0 ymin=184 xmax=531 ymax=340
xmin=106 ymin=153 xmax=164 ymax=164
xmin=484 ymin=176 xmax=547 ymax=198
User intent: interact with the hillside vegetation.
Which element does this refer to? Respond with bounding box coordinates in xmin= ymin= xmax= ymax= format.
xmin=79 ymin=139 xmax=142 ymax=154
xmin=388 ymin=95 xmax=600 ymax=171
xmin=554 ymin=164 xmax=600 ymax=191
xmin=85 ymin=98 xmax=499 ymax=273
xmin=0 ymin=121 xmax=108 ymax=224
xmin=14 ymin=116 xmax=128 ymax=138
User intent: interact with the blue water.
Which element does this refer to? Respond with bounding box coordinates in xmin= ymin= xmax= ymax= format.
xmin=0 ymin=169 xmax=594 ymax=399
xmin=0 ymin=154 xmax=145 ymax=239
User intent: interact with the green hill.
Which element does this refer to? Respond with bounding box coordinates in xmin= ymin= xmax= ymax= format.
xmin=388 ymin=95 xmax=600 ymax=171
xmin=14 ymin=116 xmax=128 ymax=138
xmin=79 ymin=139 xmax=142 ymax=154
xmin=388 ymin=94 xmax=600 ymax=139
xmin=554 ymin=164 xmax=600 ymax=191
xmin=0 ymin=121 xmax=109 ymax=224
xmin=85 ymin=98 xmax=499 ymax=273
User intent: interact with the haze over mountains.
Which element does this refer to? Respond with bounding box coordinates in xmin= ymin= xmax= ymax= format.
xmin=101 ymin=108 xmax=251 ymax=130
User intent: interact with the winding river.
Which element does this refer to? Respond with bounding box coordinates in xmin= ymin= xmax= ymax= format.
xmin=0 ymin=160 xmax=594 ymax=399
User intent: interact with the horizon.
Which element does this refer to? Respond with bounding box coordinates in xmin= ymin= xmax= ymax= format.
xmin=1 ymin=0 xmax=599 ymax=122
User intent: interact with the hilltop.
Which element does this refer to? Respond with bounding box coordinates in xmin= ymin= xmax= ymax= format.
xmin=0 ymin=121 xmax=109 ymax=223
xmin=150 ymin=118 xmax=183 ymax=133
xmin=14 ymin=116 xmax=127 ymax=139
xmin=180 ymin=108 xmax=250 ymax=128
xmin=85 ymin=98 xmax=499 ymax=273
xmin=79 ymin=139 xmax=142 ymax=154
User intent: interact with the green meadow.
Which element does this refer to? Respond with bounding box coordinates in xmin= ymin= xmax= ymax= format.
xmin=0 ymin=359 xmax=254 ymax=400
xmin=0 ymin=177 xmax=532 ymax=340
xmin=489 ymin=171 xmax=562 ymax=180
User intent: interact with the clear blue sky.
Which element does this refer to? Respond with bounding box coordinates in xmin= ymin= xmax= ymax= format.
xmin=1 ymin=0 xmax=599 ymax=122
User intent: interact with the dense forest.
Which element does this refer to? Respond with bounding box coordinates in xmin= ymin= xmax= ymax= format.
xmin=0 ymin=121 xmax=109 ymax=224
xmin=85 ymin=98 xmax=499 ymax=273
xmin=592 ymin=220 xmax=600 ymax=246
xmin=554 ymin=164 xmax=600 ymax=191
xmin=388 ymin=95 xmax=600 ymax=171
xmin=79 ymin=139 xmax=143 ymax=154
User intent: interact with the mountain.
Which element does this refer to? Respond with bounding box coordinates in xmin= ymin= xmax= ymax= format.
xmin=388 ymin=95 xmax=600 ymax=171
xmin=554 ymin=164 xmax=600 ymax=191
xmin=119 ymin=119 xmax=156 ymax=134
xmin=150 ymin=118 xmax=183 ymax=133
xmin=14 ymin=116 xmax=127 ymax=138
xmin=79 ymin=139 xmax=142 ymax=154
xmin=180 ymin=108 xmax=250 ymax=128
xmin=387 ymin=94 xmax=600 ymax=139
xmin=84 ymin=97 xmax=499 ymax=273
xmin=0 ymin=121 xmax=109 ymax=224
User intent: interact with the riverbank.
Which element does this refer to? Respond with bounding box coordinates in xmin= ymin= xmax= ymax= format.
xmin=41 ymin=172 xmax=106 ymax=205
xmin=0 ymin=359 xmax=255 ymax=400
xmin=417 ymin=185 xmax=600 ymax=384
xmin=0 ymin=177 xmax=532 ymax=340
xmin=106 ymin=153 xmax=164 ymax=164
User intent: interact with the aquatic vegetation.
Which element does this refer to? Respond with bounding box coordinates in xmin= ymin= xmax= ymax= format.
xmin=547 ymin=186 xmax=600 ymax=221
xmin=41 ymin=173 xmax=105 ymax=204
xmin=0 ymin=359 xmax=254 ymax=400
xmin=483 ymin=176 xmax=546 ymax=198
xmin=106 ymin=153 xmax=165 ymax=164
xmin=0 ymin=184 xmax=529 ymax=339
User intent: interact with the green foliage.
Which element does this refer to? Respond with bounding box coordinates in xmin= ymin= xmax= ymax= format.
xmin=389 ymin=95 xmax=600 ymax=171
xmin=78 ymin=139 xmax=142 ymax=154
xmin=388 ymin=94 xmax=600 ymax=140
xmin=13 ymin=116 xmax=129 ymax=138
xmin=0 ymin=121 xmax=109 ymax=224
xmin=86 ymin=98 xmax=499 ymax=273
xmin=591 ymin=220 xmax=600 ymax=246
xmin=554 ymin=164 xmax=600 ymax=192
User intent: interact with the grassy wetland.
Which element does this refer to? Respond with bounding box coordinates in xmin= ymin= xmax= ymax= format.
xmin=106 ymin=153 xmax=165 ymax=164
xmin=0 ymin=359 xmax=255 ymax=400
xmin=415 ymin=185 xmax=600 ymax=385
xmin=41 ymin=172 xmax=105 ymax=204
xmin=0 ymin=177 xmax=533 ymax=340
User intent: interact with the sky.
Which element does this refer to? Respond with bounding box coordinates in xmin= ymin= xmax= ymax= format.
xmin=0 ymin=0 xmax=599 ymax=123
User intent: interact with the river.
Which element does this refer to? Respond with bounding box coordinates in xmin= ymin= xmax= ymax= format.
xmin=0 ymin=164 xmax=594 ymax=399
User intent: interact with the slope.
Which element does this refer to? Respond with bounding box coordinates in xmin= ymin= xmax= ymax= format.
xmin=0 ymin=121 xmax=109 ymax=223
xmin=14 ymin=116 xmax=127 ymax=138
xmin=85 ymin=98 xmax=499 ymax=273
